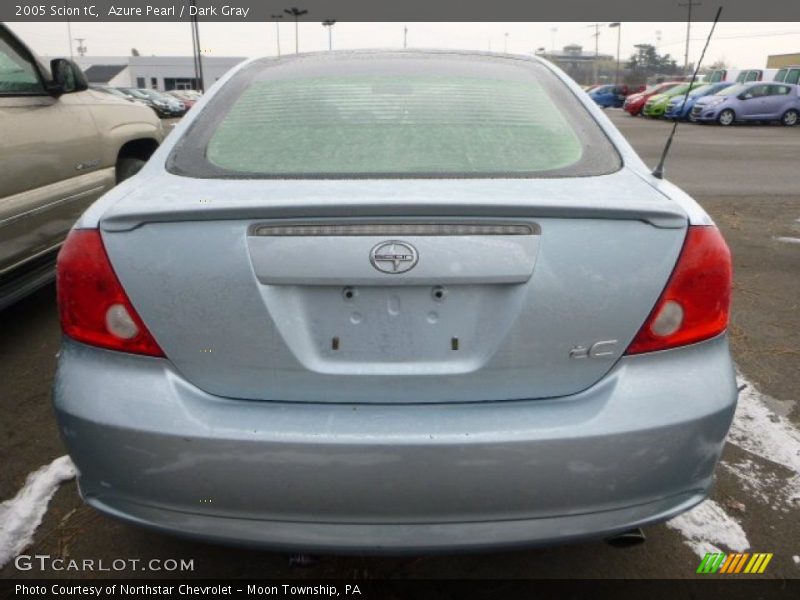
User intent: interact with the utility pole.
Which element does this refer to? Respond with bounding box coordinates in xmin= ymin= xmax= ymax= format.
xmin=65 ymin=0 xmax=74 ymax=59
xmin=609 ymin=23 xmax=621 ymax=86
xmin=284 ymin=7 xmax=308 ymax=54
xmin=679 ymin=0 xmax=702 ymax=73
xmin=271 ymin=14 xmax=283 ymax=56
xmin=550 ymin=27 xmax=557 ymax=53
xmin=322 ymin=20 xmax=335 ymax=51
xmin=190 ymin=0 xmax=204 ymax=92
xmin=403 ymin=26 xmax=408 ymax=49
xmin=587 ymin=23 xmax=603 ymax=83
xmin=504 ymin=32 xmax=509 ymax=54
xmin=190 ymin=21 xmax=200 ymax=89
xmin=75 ymin=37 xmax=86 ymax=57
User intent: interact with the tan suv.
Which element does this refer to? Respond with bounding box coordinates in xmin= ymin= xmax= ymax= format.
xmin=0 ymin=24 xmax=163 ymax=309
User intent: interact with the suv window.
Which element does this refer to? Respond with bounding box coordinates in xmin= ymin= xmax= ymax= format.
xmin=169 ymin=54 xmax=622 ymax=179
xmin=0 ymin=34 xmax=44 ymax=95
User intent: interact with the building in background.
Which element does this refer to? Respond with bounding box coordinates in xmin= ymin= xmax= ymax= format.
xmin=82 ymin=64 xmax=130 ymax=87
xmin=535 ymin=44 xmax=615 ymax=85
xmin=48 ymin=55 xmax=246 ymax=90
xmin=767 ymin=52 xmax=800 ymax=68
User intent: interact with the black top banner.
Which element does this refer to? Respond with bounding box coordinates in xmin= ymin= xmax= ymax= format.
xmin=3 ymin=0 xmax=800 ymax=22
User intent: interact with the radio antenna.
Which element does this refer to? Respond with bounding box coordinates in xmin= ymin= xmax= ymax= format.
xmin=652 ymin=6 xmax=723 ymax=179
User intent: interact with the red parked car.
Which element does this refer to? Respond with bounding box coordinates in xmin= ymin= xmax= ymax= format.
xmin=623 ymin=81 xmax=682 ymax=116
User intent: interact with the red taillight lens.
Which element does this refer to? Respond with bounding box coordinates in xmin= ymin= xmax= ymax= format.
xmin=625 ymin=225 xmax=732 ymax=355
xmin=57 ymin=229 xmax=164 ymax=357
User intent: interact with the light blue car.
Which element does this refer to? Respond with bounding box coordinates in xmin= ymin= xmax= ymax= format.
xmin=691 ymin=82 xmax=800 ymax=126
xmin=664 ymin=82 xmax=734 ymax=120
xmin=53 ymin=51 xmax=737 ymax=552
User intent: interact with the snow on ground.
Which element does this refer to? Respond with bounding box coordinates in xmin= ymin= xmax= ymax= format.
xmin=729 ymin=374 xmax=800 ymax=503
xmin=774 ymin=237 xmax=800 ymax=245
xmin=720 ymin=459 xmax=781 ymax=506
xmin=0 ymin=455 xmax=76 ymax=568
xmin=666 ymin=499 xmax=750 ymax=558
xmin=667 ymin=374 xmax=800 ymax=557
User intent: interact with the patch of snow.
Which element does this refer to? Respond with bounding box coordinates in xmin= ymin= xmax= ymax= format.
xmin=667 ymin=500 xmax=749 ymax=558
xmin=668 ymin=375 xmax=800 ymax=556
xmin=774 ymin=236 xmax=800 ymax=245
xmin=730 ymin=375 xmax=800 ymax=480
xmin=0 ymin=456 xmax=76 ymax=568
xmin=721 ymin=459 xmax=788 ymax=506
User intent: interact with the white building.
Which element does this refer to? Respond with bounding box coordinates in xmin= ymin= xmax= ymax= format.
xmin=56 ymin=55 xmax=246 ymax=91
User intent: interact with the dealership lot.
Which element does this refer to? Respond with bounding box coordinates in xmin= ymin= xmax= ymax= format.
xmin=1 ymin=112 xmax=798 ymax=579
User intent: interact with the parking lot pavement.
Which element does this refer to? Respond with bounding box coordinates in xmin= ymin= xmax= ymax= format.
xmin=1 ymin=114 xmax=798 ymax=579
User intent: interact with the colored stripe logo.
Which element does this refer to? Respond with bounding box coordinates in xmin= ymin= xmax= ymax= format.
xmin=697 ymin=553 xmax=773 ymax=574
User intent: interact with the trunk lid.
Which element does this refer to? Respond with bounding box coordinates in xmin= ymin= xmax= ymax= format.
xmin=100 ymin=169 xmax=687 ymax=403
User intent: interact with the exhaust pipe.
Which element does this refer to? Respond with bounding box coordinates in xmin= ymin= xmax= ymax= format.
xmin=605 ymin=528 xmax=646 ymax=548
xmin=289 ymin=554 xmax=319 ymax=567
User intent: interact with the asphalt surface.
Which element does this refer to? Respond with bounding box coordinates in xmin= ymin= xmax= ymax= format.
xmin=1 ymin=111 xmax=798 ymax=580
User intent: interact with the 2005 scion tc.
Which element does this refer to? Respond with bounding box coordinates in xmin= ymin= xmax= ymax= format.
xmin=54 ymin=51 xmax=735 ymax=552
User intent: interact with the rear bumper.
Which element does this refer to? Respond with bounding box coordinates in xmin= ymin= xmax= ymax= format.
xmin=87 ymin=491 xmax=705 ymax=554
xmin=53 ymin=335 xmax=737 ymax=552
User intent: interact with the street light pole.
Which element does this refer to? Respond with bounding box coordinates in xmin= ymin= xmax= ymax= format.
xmin=678 ymin=0 xmax=702 ymax=73
xmin=587 ymin=23 xmax=603 ymax=83
xmin=190 ymin=0 xmax=204 ymax=92
xmin=284 ymin=7 xmax=309 ymax=54
xmin=504 ymin=32 xmax=509 ymax=54
xmin=403 ymin=26 xmax=407 ymax=49
xmin=609 ymin=22 xmax=621 ymax=86
xmin=65 ymin=0 xmax=74 ymax=59
xmin=322 ymin=20 xmax=335 ymax=51
xmin=190 ymin=21 xmax=199 ymax=89
xmin=271 ymin=14 xmax=283 ymax=56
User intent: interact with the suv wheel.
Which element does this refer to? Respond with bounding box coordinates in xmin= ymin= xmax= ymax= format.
xmin=781 ymin=109 xmax=798 ymax=126
xmin=717 ymin=109 xmax=735 ymax=126
xmin=116 ymin=157 xmax=146 ymax=183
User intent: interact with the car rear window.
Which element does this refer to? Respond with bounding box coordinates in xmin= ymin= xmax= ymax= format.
xmin=168 ymin=53 xmax=621 ymax=179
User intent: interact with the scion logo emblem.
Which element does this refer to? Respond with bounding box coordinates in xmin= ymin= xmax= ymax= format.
xmin=370 ymin=240 xmax=419 ymax=274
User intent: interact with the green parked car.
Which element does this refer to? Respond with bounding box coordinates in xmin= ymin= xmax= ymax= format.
xmin=642 ymin=82 xmax=703 ymax=118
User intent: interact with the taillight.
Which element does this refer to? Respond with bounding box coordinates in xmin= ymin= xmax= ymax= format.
xmin=625 ymin=225 xmax=732 ymax=355
xmin=57 ymin=229 xmax=164 ymax=357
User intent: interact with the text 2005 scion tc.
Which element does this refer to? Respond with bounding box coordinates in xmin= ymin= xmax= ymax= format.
xmin=54 ymin=51 xmax=735 ymax=552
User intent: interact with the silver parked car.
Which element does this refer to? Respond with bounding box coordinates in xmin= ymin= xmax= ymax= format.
xmin=54 ymin=51 xmax=736 ymax=552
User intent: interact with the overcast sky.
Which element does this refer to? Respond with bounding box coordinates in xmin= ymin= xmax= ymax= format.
xmin=8 ymin=21 xmax=799 ymax=68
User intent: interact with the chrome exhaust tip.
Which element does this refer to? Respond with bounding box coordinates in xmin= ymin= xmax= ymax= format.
xmin=605 ymin=528 xmax=646 ymax=548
